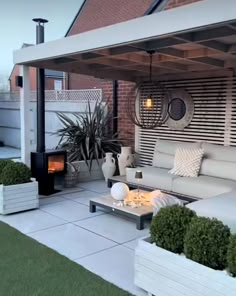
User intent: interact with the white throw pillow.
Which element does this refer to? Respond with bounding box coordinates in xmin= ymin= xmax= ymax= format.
xmin=169 ymin=147 xmax=204 ymax=177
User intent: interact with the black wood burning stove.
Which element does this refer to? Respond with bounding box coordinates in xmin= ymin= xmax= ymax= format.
xmin=30 ymin=19 xmax=67 ymax=195
xmin=31 ymin=150 xmax=67 ymax=195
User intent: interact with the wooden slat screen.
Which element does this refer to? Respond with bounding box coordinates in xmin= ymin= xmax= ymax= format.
xmin=138 ymin=76 xmax=236 ymax=166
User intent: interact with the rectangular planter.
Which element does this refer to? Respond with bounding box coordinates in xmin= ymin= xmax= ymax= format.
xmin=135 ymin=237 xmax=236 ymax=296
xmin=71 ymin=159 xmax=104 ymax=182
xmin=0 ymin=179 xmax=39 ymax=214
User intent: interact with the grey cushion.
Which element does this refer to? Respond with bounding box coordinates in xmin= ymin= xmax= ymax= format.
xmin=187 ymin=190 xmax=236 ymax=233
xmin=154 ymin=139 xmax=201 ymax=155
xmin=202 ymin=142 xmax=236 ymax=161
xmin=126 ymin=166 xmax=178 ymax=191
xmin=172 ymin=175 xmax=236 ymax=199
xmin=152 ymin=152 xmax=174 ymax=169
xmin=200 ymin=159 xmax=236 ymax=181
xmin=152 ymin=139 xmax=201 ymax=169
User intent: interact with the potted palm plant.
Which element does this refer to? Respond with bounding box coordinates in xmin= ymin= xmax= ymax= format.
xmin=56 ymin=101 xmax=122 ymax=182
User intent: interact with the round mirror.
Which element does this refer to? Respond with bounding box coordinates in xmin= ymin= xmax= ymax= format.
xmin=168 ymin=98 xmax=186 ymax=121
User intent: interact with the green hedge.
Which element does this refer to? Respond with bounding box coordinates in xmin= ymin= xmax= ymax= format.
xmin=150 ymin=205 xmax=196 ymax=254
xmin=184 ymin=217 xmax=230 ymax=270
xmin=227 ymin=234 xmax=236 ymax=276
xmin=0 ymin=159 xmax=12 ymax=176
xmin=0 ymin=161 xmax=31 ymax=185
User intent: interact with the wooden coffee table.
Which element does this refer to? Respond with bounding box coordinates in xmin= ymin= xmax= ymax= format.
xmin=89 ymin=191 xmax=153 ymax=230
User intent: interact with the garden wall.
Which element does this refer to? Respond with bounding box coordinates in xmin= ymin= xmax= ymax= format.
xmin=0 ymin=90 xmax=102 ymax=149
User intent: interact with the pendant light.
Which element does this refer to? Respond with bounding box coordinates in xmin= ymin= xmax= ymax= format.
xmin=127 ymin=51 xmax=168 ymax=129
xmin=143 ymin=50 xmax=155 ymax=109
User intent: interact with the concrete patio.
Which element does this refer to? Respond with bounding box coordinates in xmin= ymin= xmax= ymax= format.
xmin=0 ymin=180 xmax=149 ymax=296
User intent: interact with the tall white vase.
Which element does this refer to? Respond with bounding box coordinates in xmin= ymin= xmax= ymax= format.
xmin=102 ymin=152 xmax=116 ymax=181
xmin=117 ymin=146 xmax=133 ymax=176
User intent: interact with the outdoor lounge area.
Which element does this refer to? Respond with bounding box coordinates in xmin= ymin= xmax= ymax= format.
xmin=1 ymin=0 xmax=236 ymax=295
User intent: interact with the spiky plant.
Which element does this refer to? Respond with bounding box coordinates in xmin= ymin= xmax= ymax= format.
xmin=56 ymin=101 xmax=122 ymax=170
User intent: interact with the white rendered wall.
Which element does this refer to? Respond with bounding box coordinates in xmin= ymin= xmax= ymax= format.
xmin=0 ymin=100 xmax=98 ymax=150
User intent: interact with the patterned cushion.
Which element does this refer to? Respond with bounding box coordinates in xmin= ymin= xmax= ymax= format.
xmin=169 ymin=148 xmax=204 ymax=177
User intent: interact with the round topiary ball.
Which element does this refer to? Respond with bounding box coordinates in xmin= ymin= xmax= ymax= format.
xmin=0 ymin=159 xmax=13 ymax=176
xmin=184 ymin=217 xmax=230 ymax=270
xmin=0 ymin=162 xmax=31 ymax=186
xmin=227 ymin=234 xmax=236 ymax=276
xmin=150 ymin=205 xmax=196 ymax=254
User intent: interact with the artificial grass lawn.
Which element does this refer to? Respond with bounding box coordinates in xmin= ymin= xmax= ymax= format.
xmin=0 ymin=222 xmax=132 ymax=296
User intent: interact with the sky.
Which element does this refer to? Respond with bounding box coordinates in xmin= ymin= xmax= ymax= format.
xmin=0 ymin=0 xmax=84 ymax=88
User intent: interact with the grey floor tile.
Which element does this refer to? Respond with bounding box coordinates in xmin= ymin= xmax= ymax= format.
xmin=76 ymin=245 xmax=146 ymax=296
xmin=0 ymin=209 xmax=66 ymax=234
xmin=41 ymin=200 xmax=104 ymax=222
xmin=29 ymin=223 xmax=117 ymax=260
xmin=78 ymin=180 xmax=110 ymax=194
xmin=74 ymin=213 xmax=149 ymax=243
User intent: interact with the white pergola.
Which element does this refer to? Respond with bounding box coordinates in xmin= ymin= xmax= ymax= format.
xmin=14 ymin=0 xmax=236 ymax=164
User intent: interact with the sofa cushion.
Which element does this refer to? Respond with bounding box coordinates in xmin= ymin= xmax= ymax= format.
xmin=172 ymin=175 xmax=236 ymax=199
xmin=152 ymin=139 xmax=201 ymax=169
xmin=152 ymin=152 xmax=174 ymax=169
xmin=126 ymin=166 xmax=178 ymax=191
xmin=187 ymin=191 xmax=236 ymax=233
xmin=154 ymin=139 xmax=201 ymax=155
xmin=169 ymin=147 xmax=204 ymax=177
xmin=202 ymin=142 xmax=236 ymax=161
xmin=200 ymin=159 xmax=236 ymax=181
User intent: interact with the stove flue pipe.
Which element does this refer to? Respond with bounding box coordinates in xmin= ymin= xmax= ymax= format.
xmin=33 ymin=18 xmax=48 ymax=153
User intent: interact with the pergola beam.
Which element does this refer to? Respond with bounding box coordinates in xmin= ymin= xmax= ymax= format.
xmin=103 ymin=53 xmax=188 ymax=72
xmin=228 ymin=44 xmax=236 ymax=53
xmin=199 ymin=41 xmax=230 ymax=53
xmin=189 ymin=57 xmax=225 ymax=68
xmin=13 ymin=0 xmax=236 ymax=82
xmin=156 ymin=48 xmax=185 ymax=58
xmin=177 ymin=26 xmax=236 ymax=43
xmin=133 ymin=37 xmax=186 ymax=51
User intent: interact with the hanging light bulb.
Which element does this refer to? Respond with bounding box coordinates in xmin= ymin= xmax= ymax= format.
xmin=144 ymin=96 xmax=153 ymax=108
xmin=144 ymin=50 xmax=155 ymax=109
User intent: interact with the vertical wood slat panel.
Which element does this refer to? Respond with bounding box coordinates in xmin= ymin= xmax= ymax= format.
xmin=138 ymin=77 xmax=236 ymax=166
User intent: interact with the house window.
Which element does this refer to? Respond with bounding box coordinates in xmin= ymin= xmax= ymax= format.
xmin=54 ymin=80 xmax=62 ymax=91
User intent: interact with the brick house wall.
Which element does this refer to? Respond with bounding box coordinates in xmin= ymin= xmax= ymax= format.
xmin=166 ymin=0 xmax=202 ymax=9
xmin=9 ymin=66 xmax=37 ymax=92
xmin=66 ymin=0 xmax=154 ymax=91
xmin=9 ymin=65 xmax=64 ymax=92
xmin=66 ymin=0 xmax=203 ymax=146
xmin=45 ymin=77 xmax=64 ymax=90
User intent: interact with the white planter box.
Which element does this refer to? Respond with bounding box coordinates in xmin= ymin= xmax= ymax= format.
xmin=71 ymin=159 xmax=104 ymax=182
xmin=135 ymin=237 xmax=236 ymax=296
xmin=0 ymin=179 xmax=39 ymax=215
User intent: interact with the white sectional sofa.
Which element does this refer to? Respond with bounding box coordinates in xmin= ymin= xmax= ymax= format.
xmin=126 ymin=139 xmax=236 ymax=232
xmin=127 ymin=139 xmax=236 ymax=200
xmin=186 ymin=190 xmax=236 ymax=232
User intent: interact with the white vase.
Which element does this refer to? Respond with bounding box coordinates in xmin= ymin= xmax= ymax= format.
xmin=102 ymin=152 xmax=116 ymax=181
xmin=117 ymin=146 xmax=133 ymax=176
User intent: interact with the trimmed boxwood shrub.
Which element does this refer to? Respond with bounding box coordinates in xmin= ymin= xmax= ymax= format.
xmin=0 ymin=161 xmax=31 ymax=185
xmin=0 ymin=159 xmax=12 ymax=176
xmin=150 ymin=205 xmax=196 ymax=254
xmin=184 ymin=217 xmax=230 ymax=270
xmin=227 ymin=234 xmax=236 ymax=276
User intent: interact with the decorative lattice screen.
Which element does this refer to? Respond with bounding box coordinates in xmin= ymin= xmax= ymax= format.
xmin=30 ymin=89 xmax=102 ymax=102
xmin=137 ymin=76 xmax=236 ymax=166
